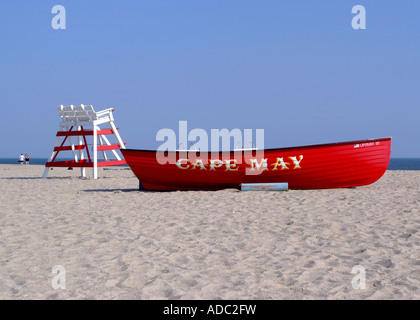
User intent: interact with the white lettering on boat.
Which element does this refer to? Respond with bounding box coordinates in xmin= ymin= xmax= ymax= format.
xmin=176 ymin=159 xmax=190 ymax=169
xmin=175 ymin=155 xmax=303 ymax=172
xmin=289 ymin=155 xmax=304 ymax=169
xmin=355 ymin=142 xmax=376 ymax=148
xmin=359 ymin=142 xmax=374 ymax=148
xmin=209 ymin=159 xmax=223 ymax=170
xmin=250 ymin=158 xmax=268 ymax=171
xmin=271 ymin=157 xmax=290 ymax=170
xmin=191 ymin=159 xmax=206 ymax=170
xmin=225 ymin=159 xmax=239 ymax=171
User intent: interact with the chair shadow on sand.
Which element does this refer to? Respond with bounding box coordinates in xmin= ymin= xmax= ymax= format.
xmin=1 ymin=177 xmax=52 ymax=180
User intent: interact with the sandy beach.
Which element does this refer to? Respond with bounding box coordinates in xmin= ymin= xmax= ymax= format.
xmin=0 ymin=164 xmax=419 ymax=300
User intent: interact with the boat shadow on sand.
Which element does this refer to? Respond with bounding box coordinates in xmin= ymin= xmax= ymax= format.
xmin=81 ymin=188 xmax=222 ymax=193
xmin=82 ymin=188 xmax=161 ymax=193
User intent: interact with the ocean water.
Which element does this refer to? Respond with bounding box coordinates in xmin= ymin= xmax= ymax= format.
xmin=1 ymin=158 xmax=50 ymax=165
xmin=1 ymin=158 xmax=420 ymax=170
xmin=387 ymin=158 xmax=420 ymax=170
xmin=1 ymin=158 xmax=57 ymax=165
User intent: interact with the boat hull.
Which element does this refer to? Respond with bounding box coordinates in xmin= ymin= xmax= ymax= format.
xmin=121 ymin=137 xmax=391 ymax=191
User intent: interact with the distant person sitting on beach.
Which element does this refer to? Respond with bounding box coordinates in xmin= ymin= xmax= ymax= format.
xmin=18 ymin=154 xmax=25 ymax=165
xmin=25 ymin=153 xmax=30 ymax=165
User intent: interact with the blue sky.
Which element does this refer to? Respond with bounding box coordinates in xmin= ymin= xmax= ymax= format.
xmin=0 ymin=0 xmax=419 ymax=157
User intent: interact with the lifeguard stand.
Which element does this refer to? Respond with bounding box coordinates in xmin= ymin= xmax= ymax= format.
xmin=42 ymin=104 xmax=127 ymax=179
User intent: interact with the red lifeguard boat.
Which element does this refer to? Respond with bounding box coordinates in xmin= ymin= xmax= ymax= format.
xmin=121 ymin=137 xmax=391 ymax=191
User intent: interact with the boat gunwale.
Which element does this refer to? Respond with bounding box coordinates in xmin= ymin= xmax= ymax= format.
xmin=122 ymin=137 xmax=392 ymax=154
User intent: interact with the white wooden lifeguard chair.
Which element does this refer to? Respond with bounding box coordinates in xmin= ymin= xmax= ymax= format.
xmin=42 ymin=104 xmax=127 ymax=179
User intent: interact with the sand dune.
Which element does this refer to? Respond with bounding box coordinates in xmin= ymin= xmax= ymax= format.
xmin=0 ymin=164 xmax=419 ymax=299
